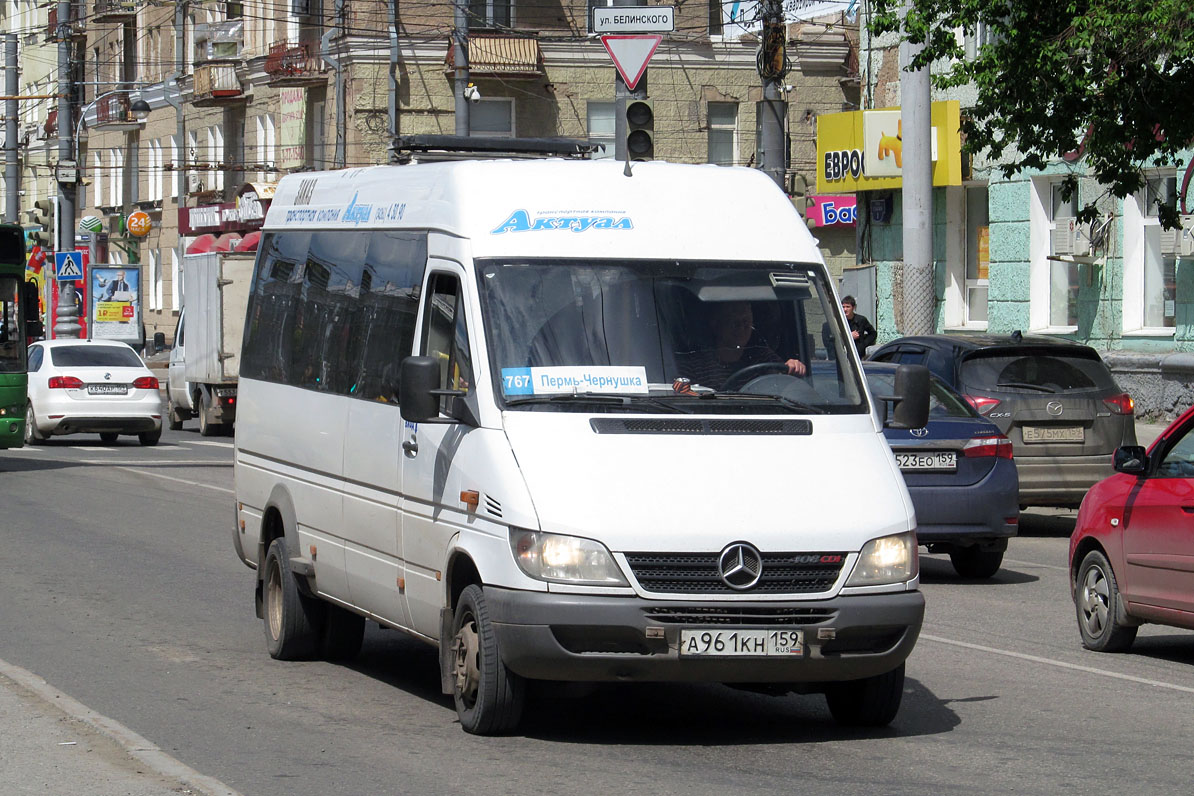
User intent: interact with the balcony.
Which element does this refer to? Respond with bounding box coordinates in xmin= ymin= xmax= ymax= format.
xmin=92 ymin=0 xmax=137 ymax=23
xmin=263 ymin=42 xmax=327 ymax=86
xmin=193 ymin=63 xmax=246 ymax=107
xmin=94 ymin=94 xmax=144 ymax=131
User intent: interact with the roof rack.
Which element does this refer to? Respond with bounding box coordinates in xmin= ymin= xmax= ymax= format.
xmin=390 ymin=135 xmax=604 ymax=163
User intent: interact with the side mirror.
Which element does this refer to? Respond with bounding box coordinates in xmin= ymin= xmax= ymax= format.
xmin=152 ymin=331 xmax=166 ymax=353
xmin=400 ymin=356 xmax=446 ymax=423
xmin=886 ymin=364 xmax=930 ymax=430
xmin=1113 ymin=445 xmax=1148 ymax=475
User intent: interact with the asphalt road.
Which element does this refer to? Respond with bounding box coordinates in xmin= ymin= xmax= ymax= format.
xmin=2 ymin=424 xmax=1192 ymax=795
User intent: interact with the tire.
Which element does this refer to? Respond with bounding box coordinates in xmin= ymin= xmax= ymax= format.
xmin=449 ymin=584 xmax=524 ymax=735
xmin=198 ymin=395 xmax=217 ymax=437
xmin=99 ymin=432 xmax=119 ymax=444
xmin=321 ymin=604 xmax=365 ymax=661
xmin=24 ymin=403 xmax=44 ymax=445
xmin=166 ymin=393 xmax=183 ymax=431
xmin=1076 ymin=550 xmax=1138 ymax=652
xmin=824 ymin=663 xmax=905 ymax=727
xmin=949 ymin=547 xmax=1004 ymax=579
xmin=262 ymin=537 xmax=324 ymax=660
xmin=138 ymin=427 xmax=162 ymax=446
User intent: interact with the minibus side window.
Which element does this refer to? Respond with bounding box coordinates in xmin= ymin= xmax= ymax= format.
xmin=422 ymin=273 xmax=473 ymax=412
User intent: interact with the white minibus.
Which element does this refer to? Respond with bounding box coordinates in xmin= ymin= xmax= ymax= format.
xmin=232 ymin=155 xmax=929 ymax=734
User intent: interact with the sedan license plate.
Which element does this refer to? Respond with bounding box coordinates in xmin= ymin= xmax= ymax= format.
xmin=1022 ymin=425 xmax=1084 ymax=443
xmin=679 ymin=629 xmax=803 ymax=657
xmin=895 ymin=451 xmax=957 ymax=471
xmin=87 ymin=384 xmax=128 ymax=395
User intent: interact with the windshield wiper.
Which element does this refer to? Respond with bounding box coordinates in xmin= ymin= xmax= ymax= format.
xmin=995 ymin=381 xmax=1056 ymax=393
xmin=696 ymin=391 xmax=826 ymax=414
xmin=505 ymin=393 xmax=691 ymax=413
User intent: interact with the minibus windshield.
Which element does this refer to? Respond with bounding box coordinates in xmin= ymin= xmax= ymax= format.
xmin=476 ymin=259 xmax=868 ymax=414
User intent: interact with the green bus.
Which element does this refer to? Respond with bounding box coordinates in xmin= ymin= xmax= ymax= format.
xmin=1 ymin=223 xmax=41 ymax=448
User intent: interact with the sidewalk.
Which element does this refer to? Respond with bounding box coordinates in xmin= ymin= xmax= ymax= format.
xmin=0 ymin=658 xmax=238 ymax=796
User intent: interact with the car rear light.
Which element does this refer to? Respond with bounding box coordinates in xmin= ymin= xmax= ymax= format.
xmin=133 ymin=376 xmax=160 ymax=390
xmin=47 ymin=376 xmax=84 ymax=389
xmin=963 ymin=434 xmax=1014 ymax=459
xmin=963 ymin=395 xmax=1001 ymax=415
xmin=1103 ymin=392 xmax=1134 ymax=415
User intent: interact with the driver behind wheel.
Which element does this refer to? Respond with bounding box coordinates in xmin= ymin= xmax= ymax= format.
xmin=675 ymin=301 xmax=805 ymax=390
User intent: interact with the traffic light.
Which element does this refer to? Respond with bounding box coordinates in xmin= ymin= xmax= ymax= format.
xmin=29 ymin=199 xmax=53 ymax=249
xmin=621 ymin=98 xmax=654 ymax=161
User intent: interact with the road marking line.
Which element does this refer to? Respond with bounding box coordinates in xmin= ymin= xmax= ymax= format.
xmin=118 ymin=467 xmax=234 ymax=494
xmin=0 ymin=656 xmax=243 ymax=796
xmin=184 ymin=440 xmax=235 ymax=448
xmin=921 ymin=633 xmax=1194 ymax=695
xmin=1003 ymin=557 xmax=1069 ymax=572
xmin=79 ymin=459 xmax=228 ymax=466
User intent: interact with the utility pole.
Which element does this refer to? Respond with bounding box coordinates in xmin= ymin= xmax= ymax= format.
xmin=899 ymin=0 xmax=934 ymax=335
xmin=55 ymin=0 xmax=81 ymax=338
xmin=388 ymin=0 xmax=398 ymax=143
xmin=757 ymin=0 xmax=787 ymax=189
xmin=453 ymin=0 xmax=469 ymax=135
xmin=4 ymin=34 xmax=18 ymax=224
xmin=173 ymin=0 xmax=186 ymax=313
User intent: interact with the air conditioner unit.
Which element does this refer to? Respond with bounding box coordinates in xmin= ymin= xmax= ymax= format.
xmin=186 ymin=174 xmax=205 ymax=194
xmin=1071 ymin=219 xmax=1093 ymax=257
xmin=1180 ymin=215 xmax=1194 ymax=257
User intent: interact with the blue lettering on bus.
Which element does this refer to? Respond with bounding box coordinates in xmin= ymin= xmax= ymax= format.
xmin=491 ymin=209 xmax=634 ymax=234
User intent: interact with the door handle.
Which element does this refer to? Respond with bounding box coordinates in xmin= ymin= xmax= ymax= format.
xmin=402 ymin=439 xmax=418 ymax=456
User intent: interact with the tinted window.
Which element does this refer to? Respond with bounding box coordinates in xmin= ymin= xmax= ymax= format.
xmin=1157 ymin=423 xmax=1194 ymax=478
xmin=51 ymin=344 xmax=143 ymax=368
xmin=422 ymin=272 xmax=473 ymax=413
xmin=960 ymin=350 xmax=1118 ymax=394
xmin=0 ymin=275 xmax=23 ymax=373
xmin=241 ymin=230 xmax=426 ymax=401
xmin=27 ymin=345 xmax=43 ymax=371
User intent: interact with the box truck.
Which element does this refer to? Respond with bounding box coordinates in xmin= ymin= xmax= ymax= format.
xmin=166 ymin=252 xmax=253 ymax=435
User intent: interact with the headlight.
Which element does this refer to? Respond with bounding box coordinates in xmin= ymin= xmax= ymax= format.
xmin=845 ymin=532 xmax=918 ymax=587
xmin=509 ymin=529 xmax=628 ymax=586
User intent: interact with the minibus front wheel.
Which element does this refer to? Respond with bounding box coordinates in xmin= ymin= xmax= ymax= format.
xmin=262 ymin=537 xmax=322 ymax=660
xmin=450 ymin=585 xmax=525 ymax=734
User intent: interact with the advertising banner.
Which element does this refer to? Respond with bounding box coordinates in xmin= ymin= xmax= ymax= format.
xmin=815 ymin=101 xmax=962 ymax=193
xmin=278 ymin=87 xmax=307 ymax=171
xmin=808 ymin=195 xmax=858 ymax=227
xmin=90 ymin=265 xmax=142 ymax=344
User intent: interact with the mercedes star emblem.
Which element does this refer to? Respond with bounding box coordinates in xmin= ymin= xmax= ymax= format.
xmin=718 ymin=542 xmax=763 ymax=590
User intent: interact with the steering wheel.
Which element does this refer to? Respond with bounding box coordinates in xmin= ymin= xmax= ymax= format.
xmin=721 ymin=361 xmax=791 ymax=392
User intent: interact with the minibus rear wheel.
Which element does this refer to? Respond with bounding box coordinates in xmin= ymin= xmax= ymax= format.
xmin=263 ymin=537 xmax=322 ymax=660
xmin=450 ymin=584 xmax=524 ymax=734
xmin=824 ymin=663 xmax=904 ymax=727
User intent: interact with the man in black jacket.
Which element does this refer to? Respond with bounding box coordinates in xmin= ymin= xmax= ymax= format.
xmin=840 ymin=295 xmax=877 ymax=358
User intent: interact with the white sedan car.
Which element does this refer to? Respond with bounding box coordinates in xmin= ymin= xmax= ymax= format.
xmin=25 ymin=339 xmax=163 ymax=446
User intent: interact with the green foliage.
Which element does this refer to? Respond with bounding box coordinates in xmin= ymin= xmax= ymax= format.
xmin=869 ymin=0 xmax=1194 ymax=228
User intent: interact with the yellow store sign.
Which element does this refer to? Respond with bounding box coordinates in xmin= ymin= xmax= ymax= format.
xmin=815 ymin=101 xmax=963 ymax=193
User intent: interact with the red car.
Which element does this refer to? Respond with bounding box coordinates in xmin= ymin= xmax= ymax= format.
xmin=1070 ymin=406 xmax=1194 ymax=651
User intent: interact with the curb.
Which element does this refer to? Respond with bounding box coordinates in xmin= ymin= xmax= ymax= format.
xmin=0 ymin=656 xmax=242 ymax=796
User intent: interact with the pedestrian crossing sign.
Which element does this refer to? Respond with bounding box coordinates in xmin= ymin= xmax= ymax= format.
xmin=55 ymin=251 xmax=84 ymax=281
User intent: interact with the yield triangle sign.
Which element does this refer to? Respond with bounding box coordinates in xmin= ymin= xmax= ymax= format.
xmin=601 ymin=34 xmax=661 ymax=91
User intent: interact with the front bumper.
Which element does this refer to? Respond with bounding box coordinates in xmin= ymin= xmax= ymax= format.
xmin=485 ymin=587 xmax=924 ymax=684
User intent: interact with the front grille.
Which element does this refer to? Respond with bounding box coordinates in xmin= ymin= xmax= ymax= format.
xmin=624 ymin=552 xmax=846 ymax=595
xmin=643 ymin=606 xmax=836 ymax=625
